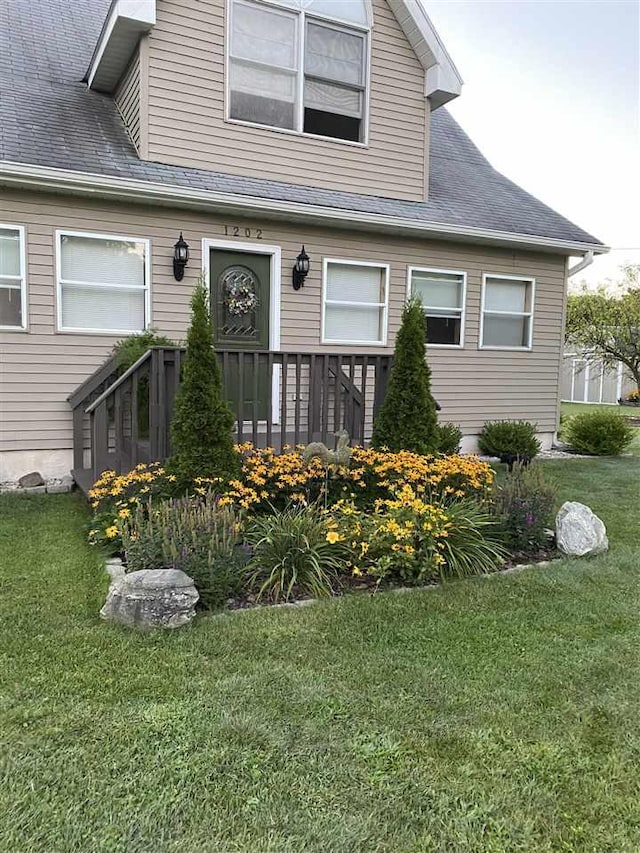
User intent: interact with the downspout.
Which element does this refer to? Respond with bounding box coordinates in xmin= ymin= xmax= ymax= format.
xmin=567 ymin=250 xmax=594 ymax=278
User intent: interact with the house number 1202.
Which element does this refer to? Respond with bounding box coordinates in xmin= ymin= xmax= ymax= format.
xmin=223 ymin=225 xmax=263 ymax=239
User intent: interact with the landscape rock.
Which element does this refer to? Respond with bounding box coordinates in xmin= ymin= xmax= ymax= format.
xmin=556 ymin=501 xmax=608 ymax=557
xmin=46 ymin=483 xmax=72 ymax=494
xmin=18 ymin=471 xmax=45 ymax=488
xmin=100 ymin=567 xmax=199 ymax=629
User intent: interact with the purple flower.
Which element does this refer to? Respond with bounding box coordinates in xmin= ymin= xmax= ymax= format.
xmin=525 ymin=512 xmax=534 ymax=525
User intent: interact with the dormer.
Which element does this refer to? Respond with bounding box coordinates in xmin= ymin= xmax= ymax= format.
xmin=86 ymin=0 xmax=462 ymax=202
xmin=87 ymin=1 xmax=156 ymax=92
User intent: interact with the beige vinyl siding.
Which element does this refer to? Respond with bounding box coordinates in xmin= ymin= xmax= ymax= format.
xmin=0 ymin=189 xmax=568 ymax=457
xmin=114 ymin=51 xmax=142 ymax=152
xmin=145 ymin=0 xmax=428 ymax=200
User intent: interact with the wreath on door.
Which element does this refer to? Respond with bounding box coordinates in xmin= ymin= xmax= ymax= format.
xmin=222 ymin=267 xmax=259 ymax=316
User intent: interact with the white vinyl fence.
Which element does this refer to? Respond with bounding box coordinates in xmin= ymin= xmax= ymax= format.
xmin=561 ymin=353 xmax=634 ymax=404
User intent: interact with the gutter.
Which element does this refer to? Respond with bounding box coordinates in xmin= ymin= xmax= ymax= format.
xmin=567 ymin=250 xmax=595 ymax=278
xmin=0 ymin=160 xmax=609 ymax=257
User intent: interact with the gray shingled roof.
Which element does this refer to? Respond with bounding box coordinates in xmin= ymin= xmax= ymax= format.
xmin=1 ymin=0 xmax=603 ymax=247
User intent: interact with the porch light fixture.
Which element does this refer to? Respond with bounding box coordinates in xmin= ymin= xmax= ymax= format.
xmin=173 ymin=233 xmax=190 ymax=281
xmin=292 ymin=246 xmax=310 ymax=290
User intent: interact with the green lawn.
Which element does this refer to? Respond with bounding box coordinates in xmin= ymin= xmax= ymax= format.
xmin=560 ymin=402 xmax=640 ymax=456
xmin=2 ymin=459 xmax=640 ymax=852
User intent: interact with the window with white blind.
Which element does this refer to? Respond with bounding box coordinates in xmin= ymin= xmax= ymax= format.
xmin=0 ymin=225 xmax=26 ymax=330
xmin=228 ymin=0 xmax=370 ymax=143
xmin=57 ymin=232 xmax=149 ymax=334
xmin=480 ymin=274 xmax=535 ymax=350
xmin=409 ymin=267 xmax=466 ymax=347
xmin=322 ymin=259 xmax=388 ymax=345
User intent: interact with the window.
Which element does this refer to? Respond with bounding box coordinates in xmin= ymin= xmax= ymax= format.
xmin=57 ymin=232 xmax=149 ymax=334
xmin=322 ymin=259 xmax=388 ymax=345
xmin=409 ymin=267 xmax=466 ymax=346
xmin=480 ymin=274 xmax=534 ymax=349
xmin=228 ymin=0 xmax=370 ymax=143
xmin=0 ymin=225 xmax=26 ymax=329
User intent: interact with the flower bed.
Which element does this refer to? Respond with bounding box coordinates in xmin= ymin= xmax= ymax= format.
xmin=87 ymin=448 xmax=563 ymax=613
xmin=88 ymin=446 xmax=494 ymax=547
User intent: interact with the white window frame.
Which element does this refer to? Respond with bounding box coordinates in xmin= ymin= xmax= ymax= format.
xmin=225 ymin=0 xmax=372 ymax=147
xmin=0 ymin=223 xmax=27 ymax=331
xmin=321 ymin=257 xmax=389 ymax=346
xmin=479 ymin=273 xmax=535 ymax=351
xmin=55 ymin=230 xmax=151 ymax=335
xmin=407 ymin=265 xmax=467 ymax=349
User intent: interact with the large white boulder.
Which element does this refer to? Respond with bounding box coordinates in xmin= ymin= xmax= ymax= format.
xmin=555 ymin=501 xmax=608 ymax=557
xmin=101 ymin=562 xmax=199 ymax=629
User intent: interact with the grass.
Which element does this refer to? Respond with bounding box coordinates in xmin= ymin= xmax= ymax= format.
xmin=560 ymin=401 xmax=640 ymax=456
xmin=1 ymin=460 xmax=640 ymax=852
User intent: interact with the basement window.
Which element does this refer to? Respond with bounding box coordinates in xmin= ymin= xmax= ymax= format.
xmin=0 ymin=225 xmax=26 ymax=330
xmin=229 ymin=0 xmax=370 ymax=144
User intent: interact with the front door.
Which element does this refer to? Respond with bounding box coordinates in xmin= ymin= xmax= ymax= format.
xmin=210 ymin=249 xmax=271 ymax=421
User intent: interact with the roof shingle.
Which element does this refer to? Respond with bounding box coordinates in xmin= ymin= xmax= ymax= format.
xmin=0 ymin=0 xmax=603 ymax=247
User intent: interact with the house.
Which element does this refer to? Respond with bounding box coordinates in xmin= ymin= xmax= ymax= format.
xmin=0 ymin=0 xmax=606 ymax=486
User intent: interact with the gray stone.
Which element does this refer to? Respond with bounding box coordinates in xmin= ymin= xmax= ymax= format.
xmin=18 ymin=471 xmax=45 ymax=488
xmin=100 ymin=567 xmax=199 ymax=629
xmin=46 ymin=483 xmax=72 ymax=494
xmin=556 ymin=501 xmax=608 ymax=557
xmin=24 ymin=485 xmax=47 ymax=494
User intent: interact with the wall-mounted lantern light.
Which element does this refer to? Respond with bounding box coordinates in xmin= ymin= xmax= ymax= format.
xmin=292 ymin=245 xmax=310 ymax=290
xmin=173 ymin=233 xmax=190 ymax=281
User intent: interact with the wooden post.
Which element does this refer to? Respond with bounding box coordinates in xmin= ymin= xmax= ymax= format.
xmin=92 ymin=401 xmax=109 ymax=479
xmin=72 ymin=406 xmax=85 ymax=471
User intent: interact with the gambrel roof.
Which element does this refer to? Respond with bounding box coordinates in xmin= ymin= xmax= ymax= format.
xmin=0 ymin=0 xmax=604 ymax=253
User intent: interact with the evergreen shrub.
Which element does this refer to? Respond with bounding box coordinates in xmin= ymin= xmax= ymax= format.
xmin=478 ymin=420 xmax=540 ymax=461
xmin=169 ymin=277 xmax=240 ymax=484
xmin=435 ymin=423 xmax=463 ymax=456
xmin=372 ymin=297 xmax=438 ymax=454
xmin=564 ymin=410 xmax=634 ymax=456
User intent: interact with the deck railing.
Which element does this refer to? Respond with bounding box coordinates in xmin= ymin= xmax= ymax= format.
xmin=70 ymin=347 xmax=392 ymax=486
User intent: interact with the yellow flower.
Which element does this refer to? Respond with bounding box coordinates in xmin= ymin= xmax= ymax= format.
xmin=117 ymin=508 xmax=131 ymax=519
xmin=326 ymin=531 xmax=342 ymax=544
xmin=105 ymin=525 xmax=118 ymax=539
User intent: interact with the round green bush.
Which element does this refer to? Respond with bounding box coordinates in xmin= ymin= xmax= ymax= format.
xmin=435 ymin=423 xmax=463 ymax=456
xmin=112 ymin=329 xmax=174 ymax=373
xmin=564 ymin=409 xmax=634 ymax=456
xmin=478 ymin=420 xmax=540 ymax=459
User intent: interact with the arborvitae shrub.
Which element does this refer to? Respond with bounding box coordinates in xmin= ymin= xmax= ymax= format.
xmin=372 ymin=297 xmax=438 ymax=454
xmin=169 ymin=277 xmax=240 ymax=484
xmin=564 ymin=409 xmax=634 ymax=456
xmin=478 ymin=420 xmax=540 ymax=460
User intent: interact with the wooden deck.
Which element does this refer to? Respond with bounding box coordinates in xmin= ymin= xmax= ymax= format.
xmin=69 ymin=347 xmax=392 ymax=493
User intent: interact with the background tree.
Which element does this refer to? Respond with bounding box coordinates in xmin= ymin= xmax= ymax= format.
xmin=169 ymin=276 xmax=240 ymax=484
xmin=566 ymin=265 xmax=640 ymax=390
xmin=372 ymin=297 xmax=438 ymax=454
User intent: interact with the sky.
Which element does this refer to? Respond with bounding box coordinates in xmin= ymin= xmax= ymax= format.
xmin=425 ymin=0 xmax=640 ymax=289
